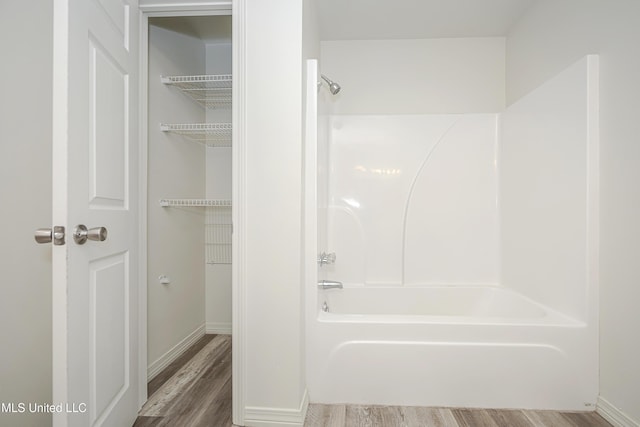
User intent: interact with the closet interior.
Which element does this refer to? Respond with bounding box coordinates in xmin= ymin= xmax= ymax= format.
xmin=146 ymin=14 xmax=232 ymax=380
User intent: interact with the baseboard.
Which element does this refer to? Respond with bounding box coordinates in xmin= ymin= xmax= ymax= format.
xmin=597 ymin=396 xmax=639 ymax=427
xmin=147 ymin=324 xmax=206 ymax=381
xmin=206 ymin=322 xmax=232 ymax=335
xmin=244 ymin=388 xmax=309 ymax=427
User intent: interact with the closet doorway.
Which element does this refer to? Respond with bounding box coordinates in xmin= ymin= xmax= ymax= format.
xmin=139 ymin=3 xmax=241 ymax=424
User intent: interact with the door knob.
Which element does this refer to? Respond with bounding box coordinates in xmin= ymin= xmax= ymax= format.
xmin=73 ymin=224 xmax=108 ymax=245
xmin=34 ymin=226 xmax=65 ymax=245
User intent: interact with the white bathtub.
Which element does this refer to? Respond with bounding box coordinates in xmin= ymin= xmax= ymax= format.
xmin=306 ymin=285 xmax=597 ymax=411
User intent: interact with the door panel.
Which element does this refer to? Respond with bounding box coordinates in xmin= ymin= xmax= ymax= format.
xmin=90 ymin=252 xmax=129 ymax=424
xmin=89 ymin=38 xmax=128 ymax=208
xmin=53 ymin=0 xmax=139 ymax=426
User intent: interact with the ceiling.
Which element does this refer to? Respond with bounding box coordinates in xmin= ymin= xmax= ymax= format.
xmin=150 ymin=15 xmax=232 ymax=43
xmin=150 ymin=1 xmax=535 ymax=43
xmin=317 ymin=0 xmax=537 ymax=40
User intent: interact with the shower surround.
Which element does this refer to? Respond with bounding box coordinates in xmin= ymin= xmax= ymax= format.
xmin=305 ymin=56 xmax=599 ymax=410
xmin=326 ymin=113 xmax=499 ymax=287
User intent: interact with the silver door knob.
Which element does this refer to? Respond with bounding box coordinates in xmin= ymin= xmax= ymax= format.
xmin=73 ymin=224 xmax=108 ymax=245
xmin=34 ymin=226 xmax=65 ymax=245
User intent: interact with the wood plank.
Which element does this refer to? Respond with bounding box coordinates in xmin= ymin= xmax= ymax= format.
xmin=305 ymin=404 xmax=347 ymax=427
xmin=346 ymin=405 xmax=386 ymax=426
xmin=140 ymin=334 xmax=231 ymax=416
xmin=132 ymin=416 xmax=164 ymax=427
xmin=401 ymin=407 xmax=460 ymax=427
xmin=135 ymin=333 xmax=234 ymax=426
xmin=561 ymin=412 xmax=614 ymax=427
xmin=487 ymin=409 xmax=534 ymax=427
xmin=452 ymin=408 xmax=500 ymax=427
xmin=160 ymin=369 xmax=231 ymax=426
xmin=524 ymin=410 xmax=576 ymax=427
xmin=148 ymin=334 xmax=215 ymax=396
xmin=159 ymin=393 xmax=232 ymax=427
xmin=378 ymin=406 xmax=405 ymax=426
xmin=151 ymin=336 xmax=231 ymax=420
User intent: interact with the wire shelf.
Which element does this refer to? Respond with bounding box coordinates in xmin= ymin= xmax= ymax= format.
xmin=161 ymin=74 xmax=232 ymax=109
xmin=160 ymin=123 xmax=232 ymax=147
xmin=159 ymin=199 xmax=232 ymax=207
xmin=206 ymin=205 xmax=232 ymax=264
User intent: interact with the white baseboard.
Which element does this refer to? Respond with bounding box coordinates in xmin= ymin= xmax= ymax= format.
xmin=206 ymin=322 xmax=232 ymax=335
xmin=147 ymin=324 xmax=206 ymax=381
xmin=598 ymin=396 xmax=639 ymax=427
xmin=244 ymin=388 xmax=309 ymax=427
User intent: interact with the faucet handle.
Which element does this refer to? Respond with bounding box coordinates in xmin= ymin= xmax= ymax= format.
xmin=317 ymin=252 xmax=336 ymax=266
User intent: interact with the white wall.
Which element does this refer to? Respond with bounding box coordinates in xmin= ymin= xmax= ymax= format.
xmin=0 ymin=2 xmax=52 ymax=426
xmin=243 ymin=0 xmax=307 ymax=420
xmin=147 ymin=24 xmax=206 ymax=369
xmin=205 ymin=42 xmax=233 ymax=334
xmin=507 ymin=1 xmax=640 ymax=423
xmin=320 ymin=38 xmax=505 ymax=114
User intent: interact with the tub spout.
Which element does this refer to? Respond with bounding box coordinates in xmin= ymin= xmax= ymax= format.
xmin=318 ymin=280 xmax=343 ymax=290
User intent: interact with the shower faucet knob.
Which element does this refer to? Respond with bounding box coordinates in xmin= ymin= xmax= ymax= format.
xmin=318 ymin=252 xmax=336 ymax=266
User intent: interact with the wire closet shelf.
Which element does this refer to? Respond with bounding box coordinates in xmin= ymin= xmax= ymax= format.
xmin=161 ymin=74 xmax=232 ymax=109
xmin=158 ymin=200 xmax=232 ymax=264
xmin=159 ymin=199 xmax=232 ymax=207
xmin=160 ymin=123 xmax=232 ymax=147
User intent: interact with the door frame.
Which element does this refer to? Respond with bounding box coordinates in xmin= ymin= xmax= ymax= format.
xmin=138 ymin=1 xmax=246 ymax=424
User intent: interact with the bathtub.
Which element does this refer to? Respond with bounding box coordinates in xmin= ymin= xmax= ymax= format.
xmin=306 ymin=285 xmax=598 ymax=411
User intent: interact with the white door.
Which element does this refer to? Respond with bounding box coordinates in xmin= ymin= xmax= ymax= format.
xmin=52 ymin=0 xmax=140 ymax=426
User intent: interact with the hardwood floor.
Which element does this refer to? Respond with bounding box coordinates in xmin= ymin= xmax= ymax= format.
xmin=147 ymin=334 xmax=217 ymax=397
xmin=134 ymin=334 xmax=233 ymax=427
xmin=134 ymin=335 xmax=612 ymax=427
xmin=305 ymin=405 xmax=613 ymax=427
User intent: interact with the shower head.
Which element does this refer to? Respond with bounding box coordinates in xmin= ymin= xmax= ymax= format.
xmin=321 ymin=74 xmax=341 ymax=95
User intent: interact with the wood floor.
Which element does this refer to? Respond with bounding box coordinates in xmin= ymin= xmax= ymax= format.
xmin=305 ymin=405 xmax=613 ymax=427
xmin=134 ymin=334 xmax=233 ymax=427
xmin=134 ymin=334 xmax=612 ymax=427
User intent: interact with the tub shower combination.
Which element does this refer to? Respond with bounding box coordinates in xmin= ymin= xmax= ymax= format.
xmin=306 ymin=57 xmax=599 ymax=410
